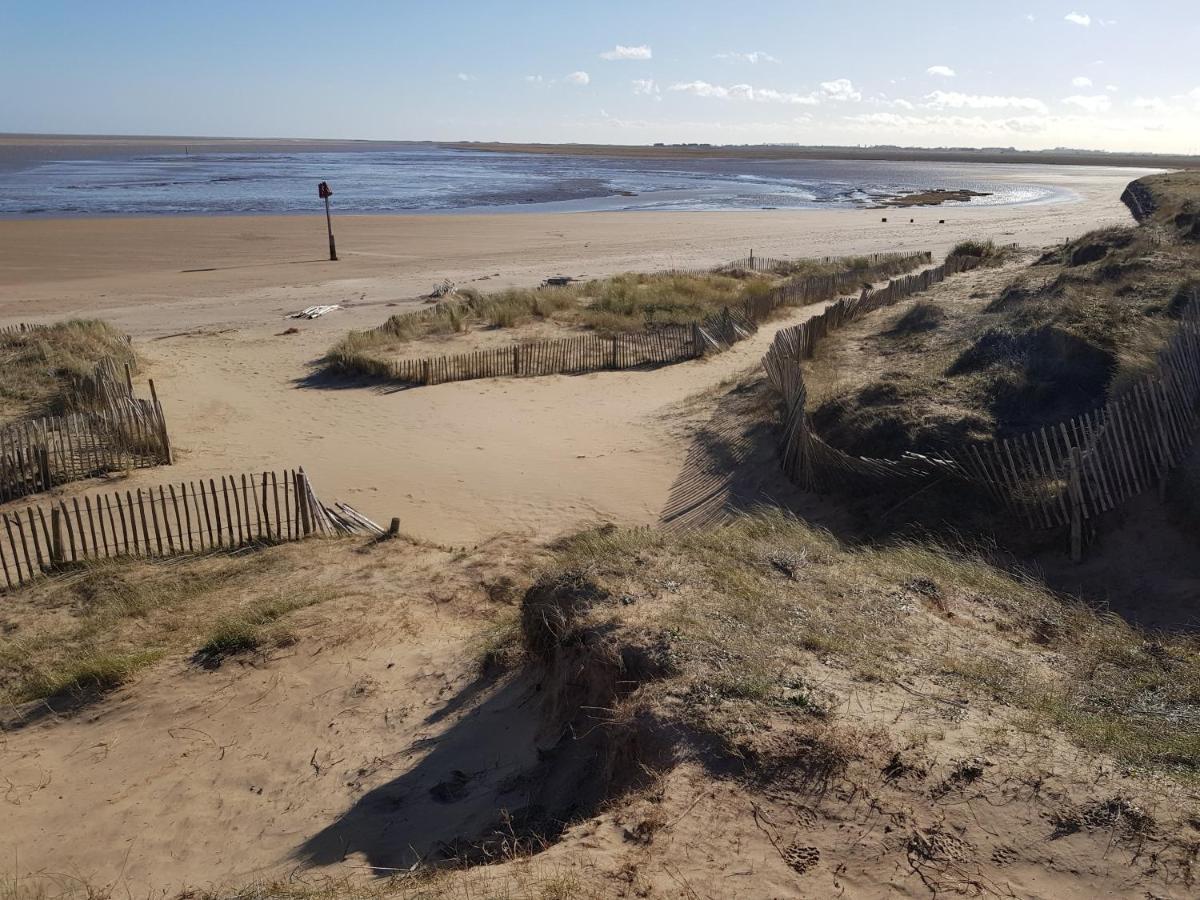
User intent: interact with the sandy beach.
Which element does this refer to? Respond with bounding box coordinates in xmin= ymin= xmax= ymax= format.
xmin=0 ymin=165 xmax=1139 ymax=544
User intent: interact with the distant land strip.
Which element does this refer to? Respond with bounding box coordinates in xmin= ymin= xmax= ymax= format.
xmin=443 ymin=141 xmax=1200 ymax=169
xmin=0 ymin=134 xmax=1196 ymax=171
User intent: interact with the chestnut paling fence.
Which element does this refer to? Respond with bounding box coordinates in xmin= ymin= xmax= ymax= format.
xmin=0 ymin=355 xmax=172 ymax=503
xmin=363 ymin=252 xmax=933 ymax=387
xmin=762 ymin=263 xmax=1200 ymax=551
xmin=0 ymin=468 xmax=384 ymax=591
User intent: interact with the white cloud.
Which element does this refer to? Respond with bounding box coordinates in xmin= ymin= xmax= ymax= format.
xmin=926 ymin=65 xmax=956 ymax=78
xmin=668 ymin=80 xmax=819 ymax=105
xmin=716 ymin=51 xmax=780 ymax=64
xmin=924 ymin=90 xmax=1048 ymax=114
xmin=1064 ymin=11 xmax=1091 ymax=26
xmin=1071 ymin=76 xmax=1092 ymax=88
xmin=1024 ymin=13 xmax=1035 ymax=21
xmin=632 ymin=78 xmax=659 ymax=96
xmin=456 ymin=72 xmax=473 ymax=82
xmin=1105 ymin=84 xmax=1118 ymax=92
xmin=820 ymin=78 xmax=861 ymax=101
xmin=566 ymin=71 xmax=590 ymax=86
xmin=893 ymin=98 xmax=916 ymax=110
xmin=599 ymin=44 xmax=652 ymax=61
xmin=1097 ymin=18 xmax=1117 ymax=26
xmin=1133 ymin=96 xmax=1168 ymax=112
xmin=844 ymin=112 xmax=1051 ymax=136
xmin=1063 ymin=94 xmax=1111 ymax=112
xmin=524 ymin=74 xmax=543 ymax=83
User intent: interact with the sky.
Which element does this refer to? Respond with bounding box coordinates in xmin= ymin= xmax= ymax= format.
xmin=2 ymin=1 xmax=1198 ymax=153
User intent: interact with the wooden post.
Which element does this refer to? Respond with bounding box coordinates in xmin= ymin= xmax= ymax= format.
xmin=1068 ymin=446 xmax=1083 ymax=563
xmin=37 ymin=445 xmax=51 ymax=492
xmin=50 ymin=507 xmax=64 ymax=568
xmin=319 ymin=182 xmax=338 ymax=261
xmin=387 ymin=517 xmax=400 ymax=537
xmin=610 ymin=335 xmax=619 ymax=370
xmin=297 ymin=471 xmax=313 ymax=536
xmin=147 ymin=379 xmax=173 ymax=465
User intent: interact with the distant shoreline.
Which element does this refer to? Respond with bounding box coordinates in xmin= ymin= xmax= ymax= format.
xmin=445 ymin=142 xmax=1200 ymax=170
xmin=0 ymin=133 xmax=1196 ymax=173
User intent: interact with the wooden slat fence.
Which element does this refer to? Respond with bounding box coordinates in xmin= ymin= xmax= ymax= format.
xmin=723 ymin=250 xmax=930 ymax=276
xmin=0 ymin=323 xmax=56 ymax=338
xmin=387 ymin=323 xmax=702 ymax=386
xmin=380 ymin=251 xmax=933 ymax=387
xmin=0 ymin=359 xmax=171 ymax=503
xmin=0 ymin=468 xmax=381 ymax=591
xmin=762 ymin=260 xmax=1200 ymax=541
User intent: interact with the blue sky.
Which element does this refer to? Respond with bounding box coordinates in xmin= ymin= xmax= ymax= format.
xmin=2 ymin=1 xmax=1198 ymax=152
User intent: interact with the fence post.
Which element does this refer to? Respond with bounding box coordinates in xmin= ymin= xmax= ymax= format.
xmin=692 ymin=322 xmax=704 ymax=358
xmin=147 ymin=379 xmax=173 ymax=465
xmin=297 ymin=471 xmax=313 ymax=536
xmin=610 ymin=335 xmax=619 ymax=370
xmin=1068 ymin=446 xmax=1083 ymax=563
xmin=37 ymin=445 xmax=51 ymax=492
xmin=50 ymin=506 xmax=64 ymax=568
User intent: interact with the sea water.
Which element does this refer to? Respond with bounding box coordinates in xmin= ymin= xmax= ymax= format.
xmin=0 ymin=144 xmax=1069 ymax=218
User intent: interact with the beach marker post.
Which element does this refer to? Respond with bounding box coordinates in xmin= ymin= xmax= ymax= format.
xmin=318 ymin=181 xmax=338 ymax=261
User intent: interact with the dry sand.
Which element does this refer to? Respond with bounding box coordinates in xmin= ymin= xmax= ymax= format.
xmin=0 ymin=166 xmax=1137 ymax=545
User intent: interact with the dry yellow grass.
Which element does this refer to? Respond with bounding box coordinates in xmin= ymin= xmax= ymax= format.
xmin=0 ymin=319 xmax=135 ymax=422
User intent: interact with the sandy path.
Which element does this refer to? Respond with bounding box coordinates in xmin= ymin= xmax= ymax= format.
xmin=65 ymin=302 xmax=831 ymax=546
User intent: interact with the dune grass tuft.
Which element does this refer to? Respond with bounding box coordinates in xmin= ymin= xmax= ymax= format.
xmin=12 ymin=649 xmax=166 ymax=705
xmin=0 ymin=319 xmax=136 ymax=422
xmin=196 ymin=593 xmax=324 ymax=660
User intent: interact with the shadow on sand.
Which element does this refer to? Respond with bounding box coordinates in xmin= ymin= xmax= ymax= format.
xmin=295 ymin=670 xmax=610 ymax=872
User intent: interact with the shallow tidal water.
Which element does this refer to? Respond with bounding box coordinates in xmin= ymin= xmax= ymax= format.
xmin=0 ymin=144 xmax=1070 ymax=217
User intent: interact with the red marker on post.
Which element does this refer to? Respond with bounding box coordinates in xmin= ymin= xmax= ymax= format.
xmin=318 ymin=181 xmax=337 ymax=261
